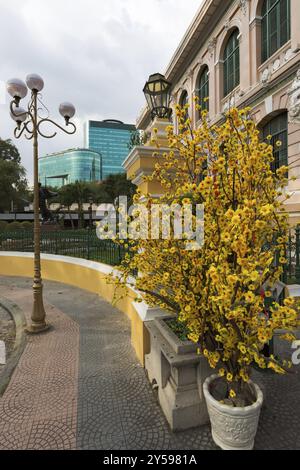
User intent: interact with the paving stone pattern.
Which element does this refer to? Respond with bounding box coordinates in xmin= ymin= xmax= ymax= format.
xmin=0 ymin=276 xmax=299 ymax=450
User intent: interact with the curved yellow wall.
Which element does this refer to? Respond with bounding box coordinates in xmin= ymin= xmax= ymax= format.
xmin=0 ymin=253 xmax=150 ymax=365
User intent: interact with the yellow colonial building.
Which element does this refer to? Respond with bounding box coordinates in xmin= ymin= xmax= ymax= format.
xmin=125 ymin=0 xmax=300 ymax=223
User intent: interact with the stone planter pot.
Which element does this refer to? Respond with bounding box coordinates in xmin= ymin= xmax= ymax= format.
xmin=203 ymin=374 xmax=263 ymax=450
xmin=145 ymin=316 xmax=213 ymax=431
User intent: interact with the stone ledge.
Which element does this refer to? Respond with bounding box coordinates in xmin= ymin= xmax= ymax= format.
xmin=155 ymin=316 xmax=198 ymax=355
xmin=145 ymin=318 xmax=212 ymax=430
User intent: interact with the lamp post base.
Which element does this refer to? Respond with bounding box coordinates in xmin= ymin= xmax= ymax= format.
xmin=25 ymin=322 xmax=51 ymax=335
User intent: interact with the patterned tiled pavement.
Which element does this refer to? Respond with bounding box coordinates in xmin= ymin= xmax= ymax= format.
xmin=0 ymin=275 xmax=299 ymax=450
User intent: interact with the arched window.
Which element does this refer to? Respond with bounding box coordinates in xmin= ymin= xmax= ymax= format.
xmin=179 ymin=90 xmax=189 ymax=123
xmin=261 ymin=0 xmax=291 ymax=63
xmin=263 ymin=112 xmax=288 ymax=172
xmin=180 ymin=90 xmax=189 ymax=108
xmin=223 ymin=30 xmax=240 ymax=97
xmin=198 ymin=66 xmax=209 ymax=112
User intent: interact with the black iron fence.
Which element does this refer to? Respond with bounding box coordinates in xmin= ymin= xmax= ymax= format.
xmin=0 ymin=230 xmax=127 ymax=266
xmin=282 ymin=225 xmax=300 ymax=285
xmin=1 ymin=227 xmax=300 ymax=283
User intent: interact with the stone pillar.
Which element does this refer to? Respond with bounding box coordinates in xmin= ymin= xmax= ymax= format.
xmin=122 ymin=118 xmax=174 ymax=366
xmin=249 ymin=16 xmax=262 ymax=86
xmin=123 ymin=117 xmax=172 ymax=196
xmin=286 ymin=69 xmax=300 ymax=222
xmin=215 ymin=60 xmax=223 ymax=115
xmin=207 ymin=38 xmax=217 ymax=120
xmin=239 ymin=29 xmax=251 ymax=93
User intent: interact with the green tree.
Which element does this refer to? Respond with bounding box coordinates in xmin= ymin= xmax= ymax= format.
xmin=101 ymin=173 xmax=136 ymax=205
xmin=0 ymin=138 xmax=21 ymax=163
xmin=56 ymin=176 xmax=136 ymax=228
xmin=0 ymin=138 xmax=29 ymax=212
xmin=89 ymin=182 xmax=110 ymax=204
xmin=58 ymin=184 xmax=76 ymax=229
xmin=73 ymin=181 xmax=92 ymax=228
xmin=0 ymin=159 xmax=28 ymax=212
xmin=58 ymin=181 xmax=92 ymax=228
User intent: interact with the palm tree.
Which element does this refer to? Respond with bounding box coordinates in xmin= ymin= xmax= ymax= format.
xmin=58 ymin=184 xmax=76 ymax=229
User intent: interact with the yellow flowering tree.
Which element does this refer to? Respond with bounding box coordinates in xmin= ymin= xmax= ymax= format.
xmin=110 ymin=104 xmax=300 ymax=405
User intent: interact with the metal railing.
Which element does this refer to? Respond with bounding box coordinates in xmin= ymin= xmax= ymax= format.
xmin=2 ymin=226 xmax=300 ymax=284
xmin=283 ymin=225 xmax=300 ymax=285
xmin=0 ymin=230 xmax=127 ymax=266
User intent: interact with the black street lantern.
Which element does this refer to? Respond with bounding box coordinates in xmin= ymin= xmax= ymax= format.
xmin=143 ymin=73 xmax=172 ymax=120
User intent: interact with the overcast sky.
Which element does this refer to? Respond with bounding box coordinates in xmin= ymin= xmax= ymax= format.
xmin=0 ymin=0 xmax=202 ymax=183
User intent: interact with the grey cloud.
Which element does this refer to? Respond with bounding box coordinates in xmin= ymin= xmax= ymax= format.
xmin=0 ymin=0 xmax=201 ymax=182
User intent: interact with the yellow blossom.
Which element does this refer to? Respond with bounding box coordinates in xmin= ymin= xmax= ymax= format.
xmin=109 ymin=106 xmax=300 ymax=397
xmin=244 ymin=291 xmax=255 ymax=304
xmin=250 ymin=271 xmax=260 ymax=282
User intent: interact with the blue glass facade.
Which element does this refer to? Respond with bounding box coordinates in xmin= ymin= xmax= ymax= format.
xmin=39 ymin=148 xmax=102 ymax=188
xmin=85 ymin=120 xmax=135 ymax=179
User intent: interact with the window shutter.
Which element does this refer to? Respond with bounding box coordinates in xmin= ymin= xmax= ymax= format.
xmin=198 ymin=67 xmax=209 ymax=112
xmin=223 ymin=30 xmax=240 ymax=97
xmin=263 ymin=112 xmax=288 ymax=173
xmin=261 ymin=0 xmax=290 ymax=63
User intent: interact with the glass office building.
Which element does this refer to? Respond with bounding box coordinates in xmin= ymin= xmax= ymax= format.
xmin=39 ymin=148 xmax=102 ymax=188
xmin=84 ymin=119 xmax=135 ymax=179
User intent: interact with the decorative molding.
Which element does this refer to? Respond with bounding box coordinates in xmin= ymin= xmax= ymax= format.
xmin=223 ymin=95 xmax=236 ymax=113
xmin=288 ymin=69 xmax=300 ymax=124
xmin=261 ymin=68 xmax=270 ymax=84
xmin=284 ymin=48 xmax=293 ymax=62
xmin=187 ymin=69 xmax=194 ymax=80
xmin=207 ymin=37 xmax=217 ymax=58
xmin=249 ymin=16 xmax=262 ymax=30
xmin=239 ymin=0 xmax=249 ymax=16
xmin=272 ymin=59 xmax=281 ymax=73
xmin=224 ymin=20 xmax=230 ymax=32
xmin=260 ymin=43 xmax=296 ymax=87
xmin=192 ymin=60 xmax=202 ymax=73
xmin=264 ymin=95 xmax=273 ymax=115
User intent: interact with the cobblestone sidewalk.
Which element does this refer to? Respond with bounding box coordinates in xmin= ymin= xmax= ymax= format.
xmin=0 ymin=276 xmax=299 ymax=450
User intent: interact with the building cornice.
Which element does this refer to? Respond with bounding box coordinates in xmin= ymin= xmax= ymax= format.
xmin=40 ymin=148 xmax=102 ymax=160
xmin=165 ymin=0 xmax=233 ymax=85
xmin=122 ymin=145 xmax=170 ymax=172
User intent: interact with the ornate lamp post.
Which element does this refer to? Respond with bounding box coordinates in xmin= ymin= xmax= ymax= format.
xmin=7 ymin=74 xmax=76 ymax=333
xmin=143 ymin=73 xmax=172 ymax=120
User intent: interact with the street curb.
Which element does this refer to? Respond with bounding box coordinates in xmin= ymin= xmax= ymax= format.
xmin=0 ymin=297 xmax=27 ymax=396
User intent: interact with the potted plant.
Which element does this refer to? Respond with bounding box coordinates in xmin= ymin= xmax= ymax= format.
xmin=108 ymin=104 xmax=300 ymax=448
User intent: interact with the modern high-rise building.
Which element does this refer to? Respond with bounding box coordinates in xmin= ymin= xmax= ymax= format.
xmin=84 ymin=119 xmax=135 ymax=179
xmin=39 ymin=148 xmax=102 ymax=188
